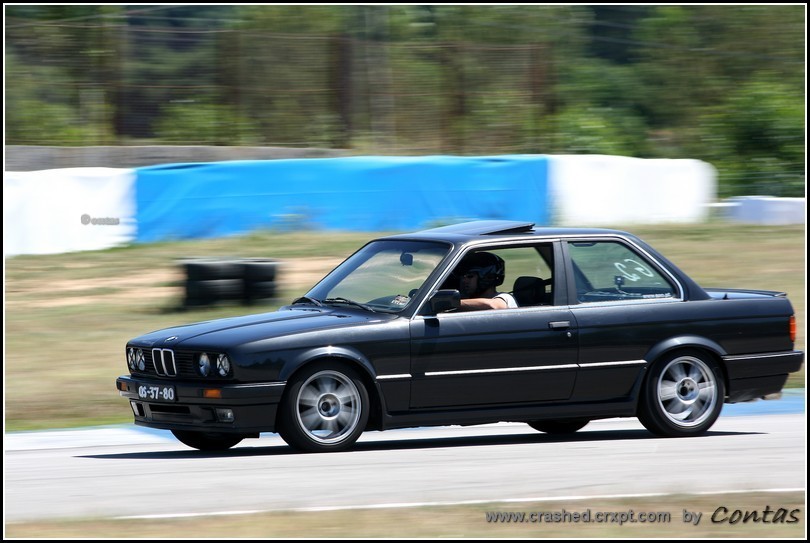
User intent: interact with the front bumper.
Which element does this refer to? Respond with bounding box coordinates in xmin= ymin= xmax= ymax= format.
xmin=116 ymin=375 xmax=286 ymax=434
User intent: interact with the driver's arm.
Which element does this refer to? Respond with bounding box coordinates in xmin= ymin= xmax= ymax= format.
xmin=459 ymin=297 xmax=509 ymax=311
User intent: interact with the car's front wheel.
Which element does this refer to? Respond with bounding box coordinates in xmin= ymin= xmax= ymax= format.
xmin=277 ymin=363 xmax=369 ymax=453
xmin=638 ymin=350 xmax=724 ymax=437
xmin=171 ymin=430 xmax=244 ymax=451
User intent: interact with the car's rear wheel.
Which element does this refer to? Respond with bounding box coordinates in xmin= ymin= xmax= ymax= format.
xmin=528 ymin=419 xmax=590 ymax=434
xmin=638 ymin=350 xmax=724 ymax=437
xmin=171 ymin=430 xmax=244 ymax=451
xmin=278 ymin=363 xmax=369 ymax=453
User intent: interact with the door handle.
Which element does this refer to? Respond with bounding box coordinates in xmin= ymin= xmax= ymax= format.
xmin=548 ymin=321 xmax=571 ymax=330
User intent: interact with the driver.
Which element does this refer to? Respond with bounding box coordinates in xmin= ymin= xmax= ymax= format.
xmin=455 ymin=252 xmax=517 ymax=310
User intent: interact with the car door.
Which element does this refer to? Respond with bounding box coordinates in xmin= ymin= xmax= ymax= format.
xmin=408 ymin=242 xmax=578 ymax=409
xmin=563 ymin=238 xmax=683 ymax=402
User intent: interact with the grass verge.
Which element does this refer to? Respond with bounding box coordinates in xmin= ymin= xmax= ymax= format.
xmin=4 ymin=491 xmax=805 ymax=538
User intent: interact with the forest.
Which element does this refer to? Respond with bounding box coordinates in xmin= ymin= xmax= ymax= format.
xmin=5 ymin=5 xmax=805 ymax=197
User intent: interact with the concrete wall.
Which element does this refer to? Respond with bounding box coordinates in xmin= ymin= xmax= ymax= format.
xmin=6 ymin=154 xmax=724 ymax=256
xmin=4 ymin=145 xmax=349 ymax=171
xmin=725 ymin=196 xmax=806 ymax=225
xmin=134 ymin=156 xmax=551 ymax=241
xmin=549 ymin=155 xmax=717 ymax=225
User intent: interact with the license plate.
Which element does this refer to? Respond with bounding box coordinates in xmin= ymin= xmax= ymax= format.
xmin=137 ymin=384 xmax=176 ymax=402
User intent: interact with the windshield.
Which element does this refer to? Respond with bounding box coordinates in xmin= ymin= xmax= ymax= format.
xmin=305 ymin=240 xmax=450 ymax=313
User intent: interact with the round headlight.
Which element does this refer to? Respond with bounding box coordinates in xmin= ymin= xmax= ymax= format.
xmin=216 ymin=354 xmax=231 ymax=377
xmin=136 ymin=349 xmax=146 ymax=371
xmin=127 ymin=348 xmax=137 ymax=370
xmin=198 ymin=353 xmax=211 ymax=376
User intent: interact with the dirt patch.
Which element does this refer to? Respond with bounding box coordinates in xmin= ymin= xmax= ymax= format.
xmin=278 ymin=257 xmax=343 ymax=291
xmin=5 ymin=257 xmax=343 ymax=309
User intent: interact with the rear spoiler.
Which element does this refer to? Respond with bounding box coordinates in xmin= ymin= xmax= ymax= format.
xmin=704 ymin=288 xmax=788 ymax=299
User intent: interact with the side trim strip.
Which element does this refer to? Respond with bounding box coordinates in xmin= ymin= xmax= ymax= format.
xmin=723 ymin=351 xmax=801 ymax=362
xmin=426 ymin=364 xmax=578 ymax=377
xmin=376 ymin=374 xmax=412 ymax=381
xmin=579 ymin=360 xmax=647 ymax=368
xmin=423 ymin=360 xmax=648 ymax=377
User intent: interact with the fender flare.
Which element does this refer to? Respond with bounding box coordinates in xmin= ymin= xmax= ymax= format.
xmin=626 ymin=336 xmax=728 ymax=412
xmin=644 ymin=335 xmax=727 ymax=364
xmin=643 ymin=336 xmax=730 ymax=394
xmin=279 ymin=345 xmax=377 ymax=382
xmin=278 ymin=346 xmax=388 ymax=424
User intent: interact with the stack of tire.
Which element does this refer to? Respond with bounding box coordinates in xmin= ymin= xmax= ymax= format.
xmin=242 ymin=258 xmax=279 ymax=305
xmin=182 ymin=258 xmax=279 ymax=307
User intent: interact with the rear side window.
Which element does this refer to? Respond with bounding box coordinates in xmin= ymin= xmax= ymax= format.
xmin=568 ymin=241 xmax=678 ymax=303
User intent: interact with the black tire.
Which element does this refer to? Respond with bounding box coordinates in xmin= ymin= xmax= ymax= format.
xmin=638 ymin=350 xmax=724 ymax=437
xmin=528 ymin=419 xmax=590 ymax=434
xmin=171 ymin=430 xmax=244 ymax=451
xmin=185 ymin=278 xmax=244 ymax=306
xmin=243 ymin=259 xmax=278 ymax=282
xmin=277 ymin=363 xmax=369 ymax=453
xmin=244 ymin=280 xmax=277 ymax=304
xmin=183 ymin=260 xmax=244 ymax=281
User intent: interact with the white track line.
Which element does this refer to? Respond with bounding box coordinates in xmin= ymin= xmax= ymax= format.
xmin=115 ymin=487 xmax=806 ymax=520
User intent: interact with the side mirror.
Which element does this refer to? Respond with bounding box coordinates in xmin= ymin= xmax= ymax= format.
xmin=429 ymin=289 xmax=460 ymax=314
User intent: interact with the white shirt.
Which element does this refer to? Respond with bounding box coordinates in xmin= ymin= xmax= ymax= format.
xmin=494 ymin=292 xmax=518 ymax=308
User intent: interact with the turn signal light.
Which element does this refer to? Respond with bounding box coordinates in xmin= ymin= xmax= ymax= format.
xmin=789 ymin=315 xmax=796 ymax=343
xmin=203 ymin=389 xmax=222 ymax=399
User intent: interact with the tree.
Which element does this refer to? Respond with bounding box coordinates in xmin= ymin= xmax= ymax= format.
xmin=5 ymin=4 xmax=805 ymax=197
xmin=701 ymin=78 xmax=804 ymax=197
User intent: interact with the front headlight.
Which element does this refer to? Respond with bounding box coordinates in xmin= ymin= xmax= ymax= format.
xmin=216 ymin=354 xmax=231 ymax=377
xmin=198 ymin=353 xmax=211 ymax=376
xmin=136 ymin=349 xmax=146 ymax=371
xmin=127 ymin=348 xmax=137 ymax=370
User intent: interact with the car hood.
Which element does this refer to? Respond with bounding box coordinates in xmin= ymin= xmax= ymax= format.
xmin=128 ymin=306 xmax=391 ymax=350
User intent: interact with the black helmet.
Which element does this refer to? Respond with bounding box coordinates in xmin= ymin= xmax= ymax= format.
xmin=458 ymin=252 xmax=505 ymax=292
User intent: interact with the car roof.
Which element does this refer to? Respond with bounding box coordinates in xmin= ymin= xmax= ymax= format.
xmin=384 ymin=220 xmax=633 ymax=243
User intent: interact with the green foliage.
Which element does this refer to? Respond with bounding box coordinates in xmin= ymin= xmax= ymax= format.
xmin=617 ymin=6 xmax=804 ymax=195
xmin=5 ymin=53 xmax=112 ymax=144
xmin=233 ymin=5 xmax=345 ymax=34
xmin=549 ymin=106 xmax=649 ymax=156
xmin=4 ymin=5 xmax=805 ymax=196
xmin=698 ymin=78 xmax=805 ymax=198
xmin=552 ymin=57 xmax=651 ymax=155
xmin=153 ymin=103 xmax=261 ymax=145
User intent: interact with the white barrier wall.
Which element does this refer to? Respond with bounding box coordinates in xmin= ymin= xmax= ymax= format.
xmin=725 ymin=196 xmax=806 ymax=225
xmin=2 ymin=155 xmax=749 ymax=257
xmin=4 ymin=168 xmax=136 ymax=256
xmin=548 ymin=155 xmax=717 ymax=226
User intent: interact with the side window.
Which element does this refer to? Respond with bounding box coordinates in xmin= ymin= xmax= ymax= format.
xmin=444 ymin=245 xmax=554 ymax=307
xmin=567 ymin=241 xmax=677 ymax=303
xmin=490 ymin=246 xmax=553 ymax=306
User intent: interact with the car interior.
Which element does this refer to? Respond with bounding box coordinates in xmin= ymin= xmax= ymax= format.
xmin=442 ymin=244 xmax=555 ymax=308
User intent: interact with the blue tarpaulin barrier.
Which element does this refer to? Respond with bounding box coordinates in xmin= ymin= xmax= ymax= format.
xmin=134 ymin=155 xmax=549 ymax=242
